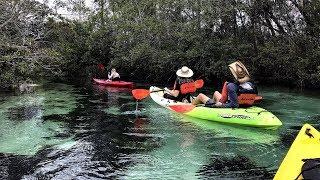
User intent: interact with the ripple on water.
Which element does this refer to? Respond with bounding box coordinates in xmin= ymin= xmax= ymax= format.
xmin=312 ymin=114 xmax=320 ymax=120
xmin=104 ymin=106 xmax=121 ymax=115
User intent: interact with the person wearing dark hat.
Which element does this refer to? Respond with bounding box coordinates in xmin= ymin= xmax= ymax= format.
xmin=192 ymin=61 xmax=256 ymax=108
xmin=163 ymin=66 xmax=195 ymax=102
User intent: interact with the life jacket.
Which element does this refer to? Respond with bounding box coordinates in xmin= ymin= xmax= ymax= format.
xmin=180 ymin=82 xmax=197 ymax=94
xmin=175 ymin=78 xmax=196 ymax=94
xmin=220 ymin=81 xmax=261 ymax=106
xmin=172 ymin=78 xmax=196 ymax=102
xmin=220 ymin=82 xmax=228 ymax=103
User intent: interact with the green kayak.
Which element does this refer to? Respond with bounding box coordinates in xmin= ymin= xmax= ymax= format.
xmin=149 ymin=86 xmax=282 ymax=129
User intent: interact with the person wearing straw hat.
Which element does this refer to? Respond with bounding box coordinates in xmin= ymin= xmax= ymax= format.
xmin=192 ymin=61 xmax=255 ymax=108
xmin=163 ymin=66 xmax=195 ymax=102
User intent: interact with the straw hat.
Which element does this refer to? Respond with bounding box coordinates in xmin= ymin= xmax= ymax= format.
xmin=228 ymin=61 xmax=250 ymax=84
xmin=176 ymin=66 xmax=194 ymax=78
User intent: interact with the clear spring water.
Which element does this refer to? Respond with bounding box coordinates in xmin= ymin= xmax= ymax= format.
xmin=0 ymin=83 xmax=319 ymax=179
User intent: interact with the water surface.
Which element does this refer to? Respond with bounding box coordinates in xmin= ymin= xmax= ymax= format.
xmin=0 ymin=83 xmax=319 ymax=179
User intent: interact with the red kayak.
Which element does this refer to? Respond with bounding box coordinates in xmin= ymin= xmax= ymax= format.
xmin=93 ymin=78 xmax=134 ymax=88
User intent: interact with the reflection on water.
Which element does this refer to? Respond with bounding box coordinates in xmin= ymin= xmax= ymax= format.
xmin=0 ymin=83 xmax=319 ymax=179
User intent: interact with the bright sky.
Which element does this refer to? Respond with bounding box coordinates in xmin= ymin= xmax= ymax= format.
xmin=36 ymin=0 xmax=94 ymax=18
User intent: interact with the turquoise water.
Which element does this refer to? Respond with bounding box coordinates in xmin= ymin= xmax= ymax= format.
xmin=0 ymin=84 xmax=78 ymax=156
xmin=0 ymin=83 xmax=319 ymax=179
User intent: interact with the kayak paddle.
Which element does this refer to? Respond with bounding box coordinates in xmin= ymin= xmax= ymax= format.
xmin=132 ymin=88 xmax=163 ymax=100
xmin=131 ymin=89 xmax=149 ymax=112
xmin=194 ymin=79 xmax=204 ymax=89
xmin=131 ymin=79 xmax=204 ymax=100
xmin=132 ymin=89 xmax=150 ymax=100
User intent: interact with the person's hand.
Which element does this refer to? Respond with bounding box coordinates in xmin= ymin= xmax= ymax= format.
xmin=164 ymin=87 xmax=171 ymax=94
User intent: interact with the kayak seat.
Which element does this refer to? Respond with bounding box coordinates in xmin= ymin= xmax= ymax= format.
xmin=298 ymin=158 xmax=320 ymax=179
xmin=238 ymin=94 xmax=259 ymax=107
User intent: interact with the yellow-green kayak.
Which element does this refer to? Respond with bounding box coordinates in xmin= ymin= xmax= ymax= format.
xmin=274 ymin=124 xmax=320 ymax=179
xmin=149 ymin=86 xmax=282 ymax=129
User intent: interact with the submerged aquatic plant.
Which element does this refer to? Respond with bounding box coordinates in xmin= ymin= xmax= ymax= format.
xmin=197 ymin=155 xmax=273 ymax=179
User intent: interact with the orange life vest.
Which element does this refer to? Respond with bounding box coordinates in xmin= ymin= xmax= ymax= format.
xmin=180 ymin=82 xmax=197 ymax=94
xmin=219 ymin=81 xmax=262 ymax=106
xmin=238 ymin=94 xmax=258 ymax=106
xmin=220 ymin=82 xmax=228 ymax=103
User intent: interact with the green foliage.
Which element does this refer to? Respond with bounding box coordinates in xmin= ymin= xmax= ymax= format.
xmin=1 ymin=0 xmax=320 ymax=89
xmin=0 ymin=0 xmax=64 ymax=89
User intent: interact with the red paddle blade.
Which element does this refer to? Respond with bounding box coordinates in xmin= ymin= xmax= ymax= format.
xmin=254 ymin=96 xmax=263 ymax=102
xmin=169 ymin=104 xmax=195 ymax=113
xmin=195 ymin=79 xmax=204 ymax=89
xmin=132 ymin=89 xmax=150 ymax=100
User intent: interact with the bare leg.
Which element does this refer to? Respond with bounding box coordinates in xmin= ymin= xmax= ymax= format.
xmin=192 ymin=93 xmax=210 ymax=105
xmin=213 ymin=91 xmax=222 ymax=103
